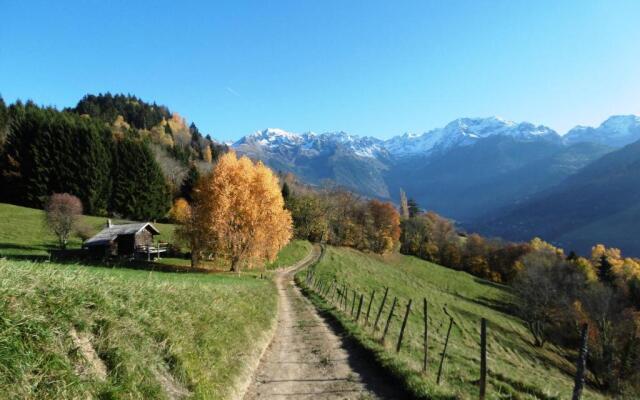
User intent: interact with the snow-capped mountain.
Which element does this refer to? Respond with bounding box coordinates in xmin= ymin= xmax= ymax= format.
xmin=564 ymin=115 xmax=640 ymax=148
xmin=234 ymin=117 xmax=561 ymax=161
xmin=233 ymin=128 xmax=388 ymax=160
xmin=383 ymin=117 xmax=560 ymax=157
xmin=231 ymin=115 xmax=632 ymax=222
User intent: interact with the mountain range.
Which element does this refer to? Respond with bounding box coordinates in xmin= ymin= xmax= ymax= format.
xmin=232 ymin=115 xmax=640 ymax=255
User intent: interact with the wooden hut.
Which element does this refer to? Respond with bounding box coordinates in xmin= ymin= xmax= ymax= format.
xmin=84 ymin=220 xmax=164 ymax=259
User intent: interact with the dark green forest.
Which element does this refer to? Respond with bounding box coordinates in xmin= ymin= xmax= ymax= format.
xmin=0 ymin=94 xmax=228 ymax=220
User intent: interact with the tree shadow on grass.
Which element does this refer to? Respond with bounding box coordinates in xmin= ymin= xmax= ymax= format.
xmin=454 ymin=292 xmax=515 ymax=316
xmin=0 ymin=242 xmax=54 ymax=261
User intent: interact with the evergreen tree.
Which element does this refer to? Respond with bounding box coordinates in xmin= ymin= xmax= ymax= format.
xmin=281 ymin=182 xmax=291 ymax=203
xmin=598 ymin=255 xmax=616 ymax=286
xmin=180 ymin=163 xmax=200 ymax=202
xmin=0 ymin=95 xmax=8 ymax=144
xmin=111 ymin=140 xmax=170 ymax=220
xmin=407 ymin=198 xmax=421 ymax=217
xmin=0 ymin=106 xmax=111 ymax=214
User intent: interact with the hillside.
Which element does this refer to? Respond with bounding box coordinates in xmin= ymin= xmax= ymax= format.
xmin=0 ymin=259 xmax=276 ymax=399
xmin=387 ymin=136 xmax=611 ymax=221
xmin=0 ymin=203 xmax=175 ymax=259
xmin=0 ymin=203 xmax=324 ymax=399
xmin=297 ymin=246 xmax=605 ymax=400
xmin=477 ymin=139 xmax=640 ymax=255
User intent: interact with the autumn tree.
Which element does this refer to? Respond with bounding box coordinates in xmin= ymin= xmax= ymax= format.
xmin=202 ymin=145 xmax=213 ymax=163
xmin=45 ymin=193 xmax=83 ymax=249
xmin=182 ymin=152 xmax=292 ymax=271
xmin=367 ymin=200 xmax=401 ymax=253
xmin=169 ymin=197 xmax=191 ymax=223
xmin=286 ymin=193 xmax=328 ymax=242
xmin=399 ymin=189 xmax=409 ymax=219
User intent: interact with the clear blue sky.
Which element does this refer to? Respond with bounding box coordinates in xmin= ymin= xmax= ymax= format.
xmin=1 ymin=0 xmax=639 ymax=141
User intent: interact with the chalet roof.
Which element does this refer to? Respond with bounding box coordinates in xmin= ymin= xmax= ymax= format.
xmin=84 ymin=222 xmax=160 ymax=247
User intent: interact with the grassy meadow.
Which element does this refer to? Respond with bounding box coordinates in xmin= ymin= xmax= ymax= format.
xmin=0 ymin=203 xmax=175 ymax=259
xmin=265 ymin=240 xmax=313 ymax=270
xmin=296 ymin=246 xmax=606 ymax=400
xmin=0 ymin=202 xmax=317 ymax=399
xmin=0 ymin=259 xmax=277 ymax=399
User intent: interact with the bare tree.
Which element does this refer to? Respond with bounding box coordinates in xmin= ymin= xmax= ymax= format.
xmin=45 ymin=193 xmax=83 ymax=249
xmin=512 ymin=250 xmax=577 ymax=347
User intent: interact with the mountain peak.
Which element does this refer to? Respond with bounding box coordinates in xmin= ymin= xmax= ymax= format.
xmin=565 ymin=114 xmax=640 ymax=147
xmin=599 ymin=115 xmax=640 ymax=132
xmin=385 ymin=116 xmax=558 ymax=157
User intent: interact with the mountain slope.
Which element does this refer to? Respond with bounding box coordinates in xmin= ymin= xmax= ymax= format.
xmin=297 ymin=246 xmax=607 ymax=399
xmin=233 ymin=128 xmax=391 ymax=197
xmin=233 ymin=116 xmax=627 ymax=226
xmin=476 ymin=139 xmax=640 ymax=254
xmin=565 ymin=115 xmax=640 ymax=147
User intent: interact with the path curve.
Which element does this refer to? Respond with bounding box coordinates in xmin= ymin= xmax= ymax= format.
xmin=243 ymin=245 xmax=400 ymax=400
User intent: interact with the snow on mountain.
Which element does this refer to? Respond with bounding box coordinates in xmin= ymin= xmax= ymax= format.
xmin=233 ymin=128 xmax=387 ymax=159
xmin=234 ymin=115 xmax=640 ymax=162
xmin=384 ymin=117 xmax=560 ymax=157
xmin=564 ymin=115 xmax=640 ymax=147
xmin=233 ymin=128 xmax=303 ymax=148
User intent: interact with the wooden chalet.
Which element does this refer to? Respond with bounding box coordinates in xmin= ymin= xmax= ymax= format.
xmin=83 ymin=220 xmax=165 ymax=259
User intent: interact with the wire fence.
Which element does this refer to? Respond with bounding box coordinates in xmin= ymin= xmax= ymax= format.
xmin=302 ymin=264 xmax=590 ymax=400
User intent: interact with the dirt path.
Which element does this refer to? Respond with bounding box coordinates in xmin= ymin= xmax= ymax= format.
xmin=243 ymin=245 xmax=400 ymax=400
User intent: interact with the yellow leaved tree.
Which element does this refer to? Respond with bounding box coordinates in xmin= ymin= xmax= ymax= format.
xmin=179 ymin=151 xmax=292 ymax=271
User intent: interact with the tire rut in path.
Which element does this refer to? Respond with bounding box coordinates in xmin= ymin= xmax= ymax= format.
xmin=243 ymin=246 xmax=401 ymax=400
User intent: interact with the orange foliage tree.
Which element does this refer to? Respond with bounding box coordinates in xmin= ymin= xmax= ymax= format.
xmin=180 ymin=152 xmax=292 ymax=271
xmin=367 ymin=200 xmax=401 ymax=253
xmin=169 ymin=197 xmax=191 ymax=223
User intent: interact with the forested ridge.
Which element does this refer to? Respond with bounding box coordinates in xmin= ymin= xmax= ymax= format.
xmin=0 ymin=94 xmax=228 ymax=220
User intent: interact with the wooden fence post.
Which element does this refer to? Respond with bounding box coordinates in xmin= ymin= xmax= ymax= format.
xmin=373 ymin=287 xmax=389 ymax=331
xmin=365 ymin=289 xmax=376 ymax=326
xmin=437 ymin=316 xmax=454 ymax=385
xmin=332 ymin=280 xmax=338 ymax=302
xmin=351 ymin=290 xmax=357 ymax=316
xmin=572 ymin=323 xmax=589 ymax=400
xmin=343 ymin=285 xmax=349 ymax=311
xmin=396 ymin=299 xmax=412 ymax=353
xmin=356 ymin=294 xmax=364 ymax=322
xmin=423 ymin=298 xmax=428 ymax=373
xmin=480 ymin=318 xmax=487 ymax=400
xmin=381 ymin=297 xmax=398 ymax=343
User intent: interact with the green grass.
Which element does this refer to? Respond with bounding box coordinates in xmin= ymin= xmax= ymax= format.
xmin=0 ymin=203 xmax=175 ymax=259
xmin=265 ymin=240 xmax=313 ymax=270
xmin=0 ymin=259 xmax=277 ymax=399
xmin=296 ymin=246 xmax=606 ymax=400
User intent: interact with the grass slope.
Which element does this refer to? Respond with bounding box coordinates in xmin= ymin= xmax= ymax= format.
xmin=265 ymin=240 xmax=313 ymax=270
xmin=0 ymin=259 xmax=277 ymax=399
xmin=0 ymin=203 xmax=317 ymax=398
xmin=0 ymin=203 xmax=175 ymax=259
xmin=297 ymin=246 xmax=605 ymax=400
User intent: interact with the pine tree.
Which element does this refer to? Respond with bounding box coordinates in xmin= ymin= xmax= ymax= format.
xmin=407 ymin=198 xmax=421 ymax=217
xmin=180 ymin=163 xmax=200 ymax=202
xmin=598 ymin=255 xmax=616 ymax=286
xmin=111 ymin=140 xmax=170 ymax=220
xmin=0 ymin=106 xmax=111 ymax=214
xmin=281 ymin=182 xmax=291 ymax=203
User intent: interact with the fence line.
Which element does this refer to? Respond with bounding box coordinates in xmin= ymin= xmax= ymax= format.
xmin=301 ymin=269 xmax=591 ymax=399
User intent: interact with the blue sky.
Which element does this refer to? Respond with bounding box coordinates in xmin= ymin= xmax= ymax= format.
xmin=1 ymin=0 xmax=639 ymax=141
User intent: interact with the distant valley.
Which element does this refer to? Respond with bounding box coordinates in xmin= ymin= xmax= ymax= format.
xmin=233 ymin=115 xmax=640 ymax=255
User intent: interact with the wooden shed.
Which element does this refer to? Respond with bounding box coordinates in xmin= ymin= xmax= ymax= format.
xmin=84 ymin=220 xmax=163 ymax=259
